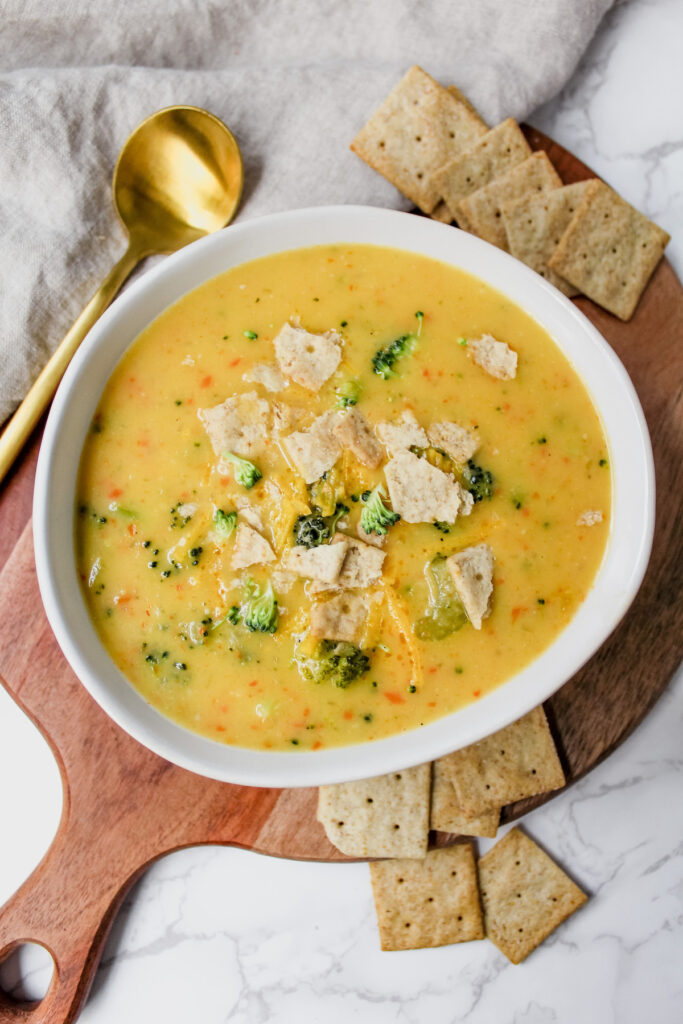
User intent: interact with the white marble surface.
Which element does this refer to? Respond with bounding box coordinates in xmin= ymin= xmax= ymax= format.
xmin=1 ymin=0 xmax=682 ymax=1019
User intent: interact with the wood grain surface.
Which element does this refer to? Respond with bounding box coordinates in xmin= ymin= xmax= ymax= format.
xmin=0 ymin=129 xmax=681 ymax=1023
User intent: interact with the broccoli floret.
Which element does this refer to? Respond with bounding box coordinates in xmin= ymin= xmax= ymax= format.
xmin=293 ymin=502 xmax=350 ymax=548
xmin=462 ymin=459 xmax=494 ymax=503
xmin=242 ymin=580 xmax=278 ymax=633
xmin=335 ymin=379 xmax=361 ymax=409
xmin=226 ymin=605 xmax=241 ymax=625
xmin=222 ymin=451 xmax=262 ymax=489
xmin=372 ymin=332 xmax=418 ymax=380
xmin=360 ymin=484 xmax=400 ymax=536
xmin=296 ymin=639 xmax=370 ymax=688
xmin=213 ymin=508 xmax=237 ymax=538
xmin=293 ymin=511 xmax=329 ymax=548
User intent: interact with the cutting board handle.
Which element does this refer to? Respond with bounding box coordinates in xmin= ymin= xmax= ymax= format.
xmin=0 ymin=806 xmax=137 ymax=1024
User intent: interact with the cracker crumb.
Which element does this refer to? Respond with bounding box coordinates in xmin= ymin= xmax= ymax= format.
xmin=469 ymin=334 xmax=517 ymax=380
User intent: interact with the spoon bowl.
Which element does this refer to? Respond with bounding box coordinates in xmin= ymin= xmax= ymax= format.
xmin=114 ymin=106 xmax=244 ymax=255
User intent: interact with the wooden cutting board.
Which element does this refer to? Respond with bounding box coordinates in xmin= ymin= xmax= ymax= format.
xmin=0 ymin=129 xmax=681 ymax=1024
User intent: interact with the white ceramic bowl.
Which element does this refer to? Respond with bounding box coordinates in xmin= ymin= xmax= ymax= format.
xmin=34 ymin=206 xmax=655 ymax=788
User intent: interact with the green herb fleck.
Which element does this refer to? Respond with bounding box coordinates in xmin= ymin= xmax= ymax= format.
xmin=243 ymin=330 xmax=258 ymax=340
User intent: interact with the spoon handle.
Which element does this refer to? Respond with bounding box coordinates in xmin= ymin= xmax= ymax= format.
xmin=0 ymin=243 xmax=142 ymax=486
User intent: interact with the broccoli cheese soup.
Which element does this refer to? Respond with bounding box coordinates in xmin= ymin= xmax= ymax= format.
xmin=76 ymin=244 xmax=610 ymax=752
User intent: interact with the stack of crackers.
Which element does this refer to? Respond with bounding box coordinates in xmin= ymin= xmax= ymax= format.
xmin=317 ymin=705 xmax=587 ymax=963
xmin=351 ymin=66 xmax=669 ymax=321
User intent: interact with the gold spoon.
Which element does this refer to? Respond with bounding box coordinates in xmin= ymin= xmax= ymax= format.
xmin=0 ymin=104 xmax=243 ymax=484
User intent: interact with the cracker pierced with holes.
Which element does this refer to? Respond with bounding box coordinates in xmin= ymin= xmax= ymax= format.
xmin=274 ymin=322 xmax=342 ymax=390
xmin=433 ymin=118 xmax=532 ymax=220
xmin=370 ymin=844 xmax=484 ymax=950
xmin=501 ymin=181 xmax=592 ymax=296
xmin=350 ymin=65 xmax=487 ymax=214
xmin=333 ymin=408 xmax=383 ymax=468
xmin=310 ymin=534 xmax=386 ymax=593
xmin=242 ymin=362 xmax=288 ymax=393
xmin=385 ymin=450 xmax=467 ymax=524
xmin=284 ymin=541 xmax=349 ymax=584
xmin=446 ymin=543 xmax=494 ymax=630
xmin=231 ymin=524 xmax=276 ymax=570
xmin=317 ymin=763 xmax=431 ymax=859
xmin=456 ymin=151 xmax=563 ymax=250
xmin=468 ymin=334 xmax=517 ymax=380
xmin=310 ymin=592 xmax=366 ymax=643
xmin=430 ymin=759 xmax=500 ymax=838
xmin=478 ymin=828 xmax=587 ymax=963
xmin=442 ymin=706 xmax=565 ymax=817
xmin=548 ymin=179 xmax=670 ymax=320
xmin=198 ymin=391 xmax=270 ymax=458
xmin=281 ymin=410 xmax=341 ymax=484
xmin=376 ymin=409 xmax=428 ymax=456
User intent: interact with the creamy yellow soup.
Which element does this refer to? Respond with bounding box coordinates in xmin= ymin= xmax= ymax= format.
xmin=76 ymin=244 xmax=610 ymax=751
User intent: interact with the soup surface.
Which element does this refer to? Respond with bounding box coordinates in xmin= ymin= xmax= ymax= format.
xmin=76 ymin=244 xmax=610 ymax=751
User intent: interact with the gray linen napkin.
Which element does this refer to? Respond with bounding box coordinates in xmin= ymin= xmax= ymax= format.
xmin=0 ymin=0 xmax=613 ymax=424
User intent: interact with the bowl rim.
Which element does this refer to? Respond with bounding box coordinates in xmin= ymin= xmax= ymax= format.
xmin=33 ymin=204 xmax=655 ymax=788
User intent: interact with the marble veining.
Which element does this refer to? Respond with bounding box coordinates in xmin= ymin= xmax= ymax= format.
xmin=1 ymin=0 xmax=681 ymax=1020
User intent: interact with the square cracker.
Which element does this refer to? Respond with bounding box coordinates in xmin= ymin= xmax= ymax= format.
xmin=455 ymin=151 xmax=563 ymax=250
xmin=430 ymin=759 xmax=499 ymax=838
xmin=501 ymin=181 xmax=592 ymax=297
xmin=547 ymin=178 xmax=670 ymax=320
xmin=370 ymin=844 xmax=484 ymax=950
xmin=478 ymin=827 xmax=587 ymax=963
xmin=350 ymin=65 xmax=487 ymax=214
xmin=442 ymin=705 xmax=565 ymax=817
xmin=432 ymin=118 xmax=532 ymax=220
xmin=317 ymin=762 xmax=430 ymax=858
